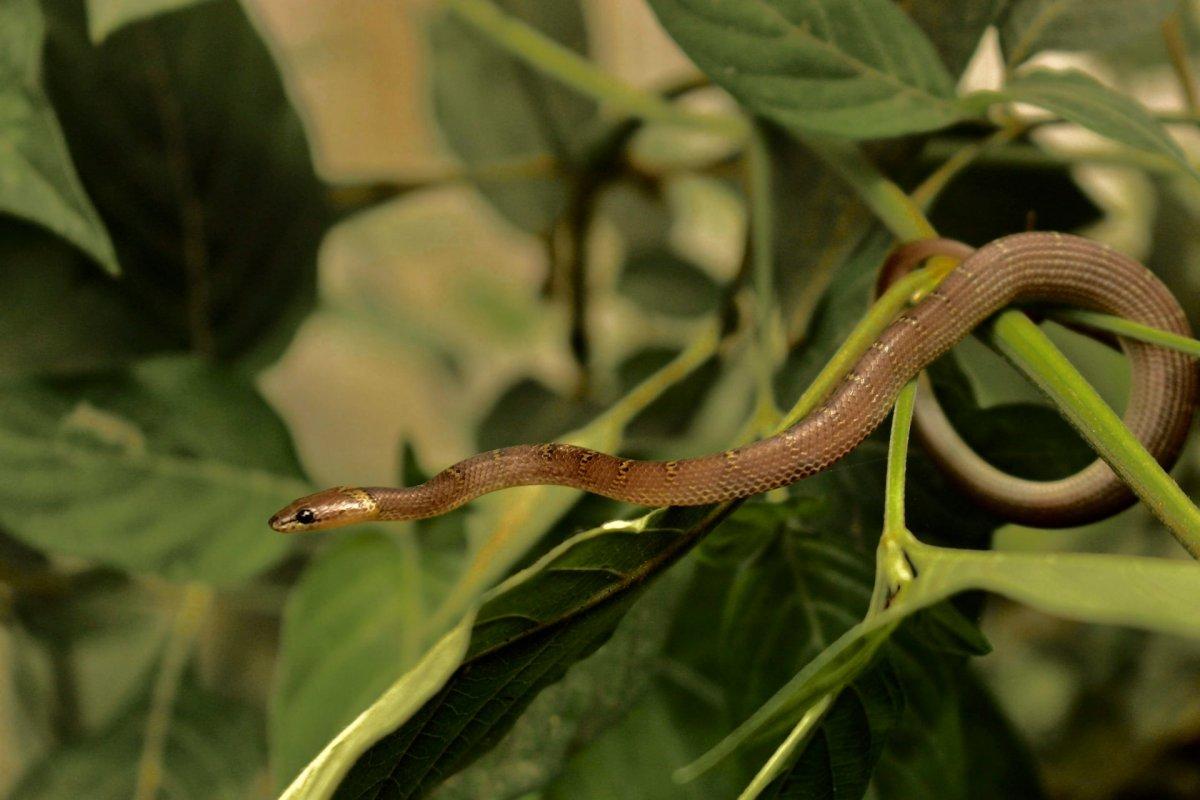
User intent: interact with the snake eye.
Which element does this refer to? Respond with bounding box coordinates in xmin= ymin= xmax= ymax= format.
xmin=296 ymin=508 xmax=317 ymax=525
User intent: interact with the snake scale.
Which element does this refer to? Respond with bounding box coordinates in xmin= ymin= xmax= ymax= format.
xmin=270 ymin=232 xmax=1198 ymax=533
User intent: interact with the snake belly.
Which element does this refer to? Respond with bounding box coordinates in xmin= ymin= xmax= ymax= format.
xmin=272 ymin=232 xmax=1198 ymax=531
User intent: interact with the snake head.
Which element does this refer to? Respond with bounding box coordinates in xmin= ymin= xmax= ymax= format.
xmin=269 ymin=486 xmax=379 ymax=533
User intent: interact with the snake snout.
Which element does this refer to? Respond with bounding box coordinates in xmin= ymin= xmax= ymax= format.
xmin=268 ymin=487 xmax=381 ymax=533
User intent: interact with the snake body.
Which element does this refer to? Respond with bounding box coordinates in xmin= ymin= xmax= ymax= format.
xmin=269 ymin=232 xmax=1198 ymax=533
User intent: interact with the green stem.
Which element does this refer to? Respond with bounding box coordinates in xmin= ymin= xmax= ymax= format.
xmin=1162 ymin=12 xmax=1200 ymax=115
xmin=883 ymin=381 xmax=918 ymax=536
xmin=1052 ymin=309 xmax=1200 ymax=357
xmin=134 ymin=584 xmax=212 ymax=800
xmin=911 ymin=123 xmax=1025 ymax=210
xmin=802 ymin=136 xmax=934 ymax=241
xmin=871 ymin=380 xmax=919 ymax=615
xmin=737 ymin=693 xmax=836 ymax=800
xmin=747 ymin=124 xmax=783 ymax=432
xmin=984 ymin=311 xmax=1200 ymax=558
xmin=920 ymin=139 xmax=1185 ymax=175
xmin=778 ymin=269 xmax=940 ymax=430
xmin=445 ymin=0 xmax=747 ymax=139
xmin=603 ymin=322 xmax=723 ymax=430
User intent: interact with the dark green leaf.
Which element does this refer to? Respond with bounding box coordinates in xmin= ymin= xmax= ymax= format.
xmin=924 ymin=136 xmax=1104 ymax=244
xmin=41 ymin=0 xmax=332 ymax=366
xmin=476 ymin=377 xmax=603 ymax=451
xmin=10 ymin=680 xmax=265 ymax=800
xmin=926 ymin=352 xmax=1096 ymax=482
xmin=84 ymin=0 xmax=214 ymax=42
xmin=647 ymin=0 xmax=962 ymax=138
xmin=875 ymin=655 xmax=1044 ymax=800
xmin=430 ymin=567 xmax=685 ymax=799
xmin=0 ymin=219 xmax=160 ymax=377
xmin=429 ymin=0 xmax=596 ymax=234
xmin=0 ymin=0 xmax=116 ymax=273
xmin=618 ymin=249 xmax=720 ymax=318
xmin=0 ymin=356 xmax=302 ymax=584
xmin=715 ymin=512 xmax=875 ymax=723
xmin=14 ymin=573 xmax=172 ymax=731
xmin=901 ymin=603 xmax=992 ymax=658
xmin=332 ymin=503 xmax=736 ymax=800
xmin=989 ymin=69 xmax=1193 ymax=177
xmin=763 ymin=660 xmax=904 ymax=800
xmin=542 ymin=680 xmax=743 ymax=799
xmin=999 ymin=0 xmax=1177 ymax=66
xmin=762 ymin=127 xmax=872 ymax=331
xmin=618 ymin=347 xmax=723 ymax=446
xmin=906 ymin=0 xmax=1009 ymax=77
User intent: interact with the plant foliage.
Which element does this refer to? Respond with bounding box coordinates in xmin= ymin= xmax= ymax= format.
xmin=3 ymin=1 xmax=1200 ymax=800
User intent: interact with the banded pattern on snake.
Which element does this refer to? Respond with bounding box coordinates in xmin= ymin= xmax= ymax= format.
xmin=270 ymin=232 xmax=1198 ymax=533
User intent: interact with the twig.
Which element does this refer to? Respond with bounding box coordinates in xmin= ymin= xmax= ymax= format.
xmin=133 ymin=584 xmax=212 ymax=800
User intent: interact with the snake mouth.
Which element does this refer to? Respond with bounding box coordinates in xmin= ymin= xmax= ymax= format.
xmin=268 ymin=507 xmax=310 ymax=533
xmin=267 ymin=511 xmax=295 ymax=532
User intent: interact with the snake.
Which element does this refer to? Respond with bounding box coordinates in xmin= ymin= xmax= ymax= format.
xmin=269 ymin=231 xmax=1198 ymax=534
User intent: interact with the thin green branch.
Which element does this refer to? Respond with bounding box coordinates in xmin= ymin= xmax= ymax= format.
xmin=883 ymin=380 xmax=918 ymax=536
xmin=747 ymin=124 xmax=784 ymax=432
xmin=911 ymin=123 xmax=1025 ymax=210
xmin=1163 ymin=12 xmax=1200 ymax=115
xmin=871 ymin=380 xmax=919 ymax=615
xmin=444 ymin=0 xmax=748 ymax=139
xmin=803 ymin=136 xmax=934 ymax=242
xmin=603 ymin=322 xmax=724 ymax=430
xmin=920 ymin=138 xmax=1187 ymax=175
xmin=134 ymin=583 xmax=212 ymax=800
xmin=737 ymin=693 xmax=836 ymax=800
xmin=1052 ymin=309 xmax=1200 ymax=357
xmin=328 ymin=153 xmax=560 ymax=213
xmin=778 ymin=269 xmax=940 ymax=430
xmin=984 ymin=311 xmax=1200 ymax=558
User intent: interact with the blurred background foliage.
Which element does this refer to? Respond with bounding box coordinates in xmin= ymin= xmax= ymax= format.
xmin=2 ymin=1 xmax=1200 ymax=799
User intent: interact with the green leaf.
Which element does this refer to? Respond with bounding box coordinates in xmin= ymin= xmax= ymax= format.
xmin=906 ymin=0 xmax=1008 ymax=77
xmin=875 ymin=661 xmax=1044 ymax=800
xmin=646 ymin=0 xmax=962 ymax=138
xmin=272 ymin=533 xmax=439 ymax=790
xmin=714 ymin=510 xmax=875 ymax=723
xmin=0 ymin=356 xmax=302 ymax=584
xmin=430 ymin=566 xmax=686 ymax=799
xmin=999 ymin=0 xmax=1178 ymax=66
xmin=984 ymin=69 xmax=1194 ymax=177
xmin=907 ymin=542 xmax=1200 ymax=639
xmin=618 ymin=347 xmax=723 ymax=446
xmin=705 ymin=541 xmax=1200 ymax=768
xmin=9 ymin=681 xmax=265 ymax=800
xmin=0 ymin=618 xmax=56 ymax=791
xmin=84 ymin=0 xmax=212 ymax=42
xmin=0 ymin=0 xmax=117 ymax=274
xmin=14 ymin=574 xmax=172 ymax=731
xmin=429 ymin=0 xmax=596 ymax=234
xmin=618 ymin=249 xmax=720 ymax=318
xmin=476 ymin=378 xmax=603 ymax=452
xmin=543 ymin=681 xmax=743 ymax=799
xmin=762 ymin=660 xmax=903 ymax=800
xmin=329 ymin=504 xmax=735 ymax=800
xmin=280 ymin=617 xmax=475 ymax=800
xmin=40 ymin=0 xmax=333 ymax=366
xmin=0 ymin=219 xmax=160 ymax=377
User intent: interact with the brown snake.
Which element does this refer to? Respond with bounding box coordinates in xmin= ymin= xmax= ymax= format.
xmin=270 ymin=232 xmax=1198 ymax=533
